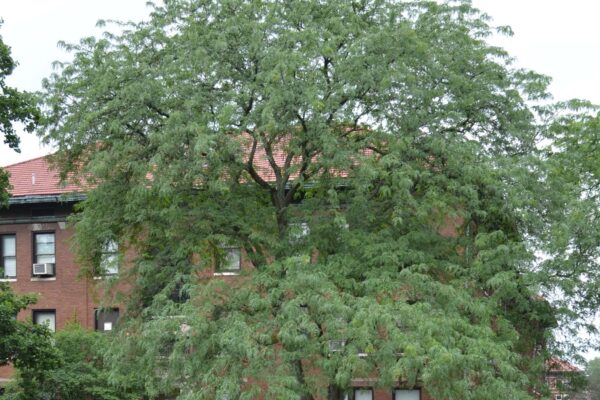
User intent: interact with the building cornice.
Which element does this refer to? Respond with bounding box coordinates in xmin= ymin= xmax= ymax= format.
xmin=7 ymin=193 xmax=86 ymax=205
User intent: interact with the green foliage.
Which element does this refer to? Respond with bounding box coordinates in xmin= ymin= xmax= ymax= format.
xmin=587 ymin=357 xmax=600 ymax=400
xmin=0 ymin=168 xmax=9 ymax=208
xmin=535 ymin=103 xmax=600 ymax=349
xmin=4 ymin=322 xmax=143 ymax=400
xmin=0 ymin=22 xmax=40 ymax=206
xmin=38 ymin=0 xmax=596 ymax=399
xmin=0 ymin=21 xmax=39 ymax=150
xmin=0 ymin=281 xmax=59 ymax=392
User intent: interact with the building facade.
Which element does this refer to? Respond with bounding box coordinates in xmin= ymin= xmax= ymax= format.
xmin=0 ymin=156 xmax=120 ymax=384
xmin=0 ymin=156 xmax=436 ymax=399
xmin=546 ymin=358 xmax=590 ymax=400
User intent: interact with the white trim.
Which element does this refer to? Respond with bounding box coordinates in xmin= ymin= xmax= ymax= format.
xmin=30 ymin=276 xmax=57 ymax=282
xmin=213 ymin=272 xmax=239 ymax=276
xmin=0 ymin=278 xmax=17 ymax=282
xmin=93 ymin=275 xmax=118 ymax=280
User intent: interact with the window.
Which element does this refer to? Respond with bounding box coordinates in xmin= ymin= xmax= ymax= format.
xmin=34 ymin=233 xmax=55 ymax=264
xmin=394 ymin=389 xmax=420 ymax=400
xmin=33 ymin=310 xmax=56 ymax=332
xmin=100 ymin=241 xmax=119 ymax=275
xmin=354 ymin=388 xmax=373 ymax=400
xmin=95 ymin=308 xmax=119 ymax=332
xmin=328 ymin=339 xmax=347 ymax=353
xmin=215 ymin=247 xmax=241 ymax=274
xmin=1 ymin=235 xmax=16 ymax=278
xmin=289 ymin=222 xmax=310 ymax=243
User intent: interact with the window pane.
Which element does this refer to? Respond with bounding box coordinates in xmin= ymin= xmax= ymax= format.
xmin=95 ymin=309 xmax=119 ymax=332
xmin=355 ymin=389 xmax=373 ymax=400
xmin=34 ymin=311 xmax=56 ymax=332
xmin=104 ymin=240 xmax=118 ymax=253
xmin=36 ymin=243 xmax=55 ymax=254
xmin=289 ymin=222 xmax=310 ymax=243
xmin=101 ymin=253 xmax=119 ymax=274
xmin=35 ymin=234 xmax=55 ymax=256
xmin=217 ymin=247 xmax=240 ymax=272
xmin=35 ymin=234 xmax=55 ymax=264
xmin=100 ymin=241 xmax=118 ymax=275
xmin=36 ymin=254 xmax=56 ymax=264
xmin=394 ymin=390 xmax=420 ymax=400
xmin=36 ymin=233 xmax=55 ymax=246
xmin=225 ymin=248 xmax=241 ymax=270
xmin=3 ymin=257 xmax=16 ymax=277
xmin=2 ymin=236 xmax=16 ymax=257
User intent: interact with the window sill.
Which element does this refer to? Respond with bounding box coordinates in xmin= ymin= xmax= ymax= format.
xmin=0 ymin=278 xmax=17 ymax=282
xmin=93 ymin=275 xmax=118 ymax=280
xmin=30 ymin=276 xmax=57 ymax=281
xmin=213 ymin=271 xmax=240 ymax=276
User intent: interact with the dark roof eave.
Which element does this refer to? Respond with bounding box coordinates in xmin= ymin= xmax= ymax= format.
xmin=7 ymin=192 xmax=87 ymax=205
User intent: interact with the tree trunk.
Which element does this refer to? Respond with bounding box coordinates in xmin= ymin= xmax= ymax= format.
xmin=328 ymin=384 xmax=344 ymax=400
xmin=292 ymin=359 xmax=314 ymax=400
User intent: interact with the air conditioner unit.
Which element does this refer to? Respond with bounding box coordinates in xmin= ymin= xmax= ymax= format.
xmin=32 ymin=263 xmax=55 ymax=276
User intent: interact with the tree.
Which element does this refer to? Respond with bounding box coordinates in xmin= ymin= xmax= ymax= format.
xmin=538 ymin=103 xmax=600 ymax=353
xmin=587 ymin=357 xmax=600 ymax=400
xmin=3 ymin=323 xmax=143 ymax=400
xmin=0 ymin=24 xmax=54 ymax=396
xmin=40 ymin=1 xmax=585 ymax=399
xmin=0 ymin=22 xmax=40 ymax=205
xmin=0 ymin=281 xmax=59 ymax=395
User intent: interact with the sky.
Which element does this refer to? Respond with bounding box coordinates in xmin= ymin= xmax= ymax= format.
xmin=1 ymin=1 xmax=600 ymax=166
xmin=0 ymin=0 xmax=154 ymax=166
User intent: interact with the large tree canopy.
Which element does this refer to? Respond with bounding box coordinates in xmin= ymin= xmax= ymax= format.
xmin=39 ymin=1 xmax=597 ymax=399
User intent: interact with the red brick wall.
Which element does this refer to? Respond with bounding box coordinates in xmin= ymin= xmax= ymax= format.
xmin=0 ymin=221 xmax=93 ymax=329
xmin=0 ymin=219 xmax=96 ymax=380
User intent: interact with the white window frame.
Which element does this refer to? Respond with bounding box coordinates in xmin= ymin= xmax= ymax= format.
xmin=214 ymin=246 xmax=241 ymax=275
xmin=33 ymin=309 xmax=56 ymax=332
xmin=354 ymin=388 xmax=373 ymax=400
xmin=34 ymin=232 xmax=56 ymax=265
xmin=100 ymin=240 xmax=119 ymax=276
xmin=393 ymin=389 xmax=421 ymax=400
xmin=1 ymin=234 xmax=16 ymax=279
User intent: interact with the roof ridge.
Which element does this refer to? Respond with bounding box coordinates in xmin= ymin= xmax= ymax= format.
xmin=3 ymin=154 xmax=54 ymax=169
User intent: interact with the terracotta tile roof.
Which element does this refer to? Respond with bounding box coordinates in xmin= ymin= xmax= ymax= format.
xmin=547 ymin=357 xmax=581 ymax=373
xmin=3 ymin=135 xmax=371 ymax=198
xmin=239 ymin=132 xmax=372 ymax=183
xmin=4 ymin=155 xmax=83 ymax=197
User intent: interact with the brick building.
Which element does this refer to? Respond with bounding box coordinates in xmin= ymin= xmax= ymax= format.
xmin=546 ymin=358 xmax=590 ymax=400
xmin=0 ymin=155 xmax=436 ymax=399
xmin=2 ymin=154 xmax=561 ymax=400
xmin=0 ymin=156 xmax=120 ymax=384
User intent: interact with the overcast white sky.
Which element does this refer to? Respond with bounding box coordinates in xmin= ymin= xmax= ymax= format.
xmin=0 ymin=0 xmax=153 ymax=166
xmin=1 ymin=1 xmax=600 ymax=166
